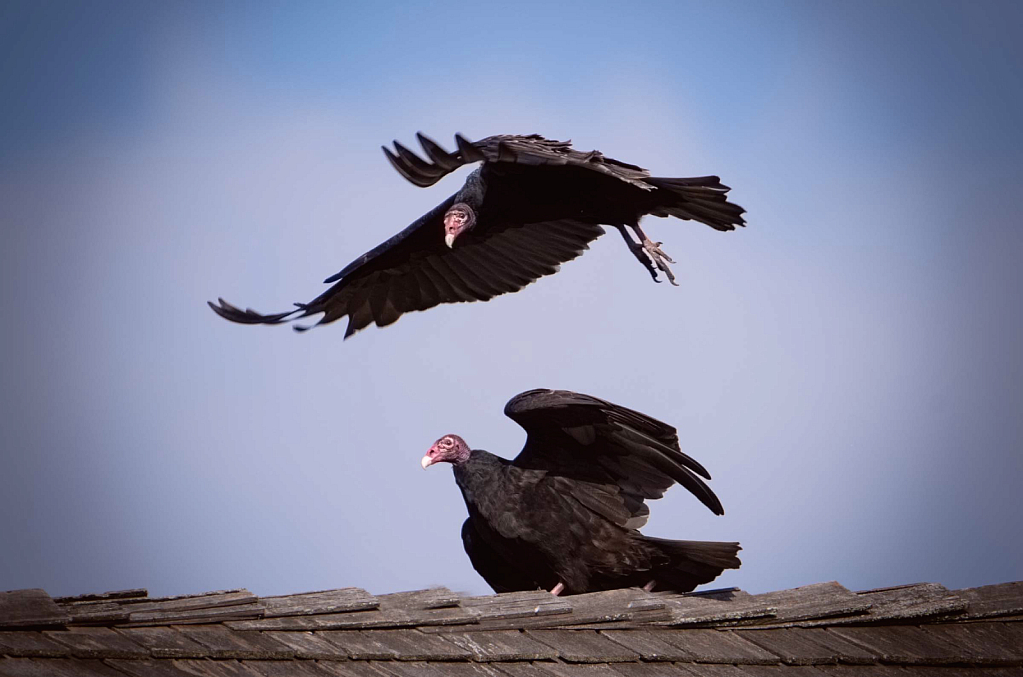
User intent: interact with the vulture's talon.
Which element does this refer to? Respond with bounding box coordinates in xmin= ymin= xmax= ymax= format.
xmin=642 ymin=239 xmax=679 ymax=286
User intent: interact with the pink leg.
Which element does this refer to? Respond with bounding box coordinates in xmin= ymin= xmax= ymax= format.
xmin=550 ymin=582 xmax=565 ymax=596
xmin=631 ymin=223 xmax=678 ymax=286
xmin=643 ymin=580 xmax=656 ymax=592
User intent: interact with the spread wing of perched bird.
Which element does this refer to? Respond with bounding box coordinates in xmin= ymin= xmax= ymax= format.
xmin=421 ymin=389 xmax=741 ymax=595
xmin=209 ymin=133 xmax=746 ymax=338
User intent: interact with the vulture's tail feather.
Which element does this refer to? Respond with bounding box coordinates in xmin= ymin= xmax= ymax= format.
xmin=644 ymin=536 xmax=741 ymax=593
xmin=647 ymin=176 xmax=747 ymax=232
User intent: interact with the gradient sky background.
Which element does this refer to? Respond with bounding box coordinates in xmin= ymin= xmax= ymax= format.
xmin=2 ymin=1 xmax=1021 ymax=599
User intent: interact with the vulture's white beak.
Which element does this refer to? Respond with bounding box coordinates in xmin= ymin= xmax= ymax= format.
xmin=444 ymin=233 xmax=456 ymax=248
xmin=421 ymin=454 xmax=436 ymax=470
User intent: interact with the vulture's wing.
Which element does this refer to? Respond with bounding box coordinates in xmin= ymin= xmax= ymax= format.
xmin=209 ymin=196 xmax=605 ymax=337
xmin=460 ymin=518 xmax=549 ymax=594
xmin=505 ymin=389 xmax=724 ymax=529
xmin=384 ymin=133 xmax=654 ymax=191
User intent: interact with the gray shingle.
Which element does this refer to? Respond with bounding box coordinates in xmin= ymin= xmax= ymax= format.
xmin=123 ymin=590 xmax=256 ymax=614
xmin=599 ymin=630 xmax=697 ymax=661
xmin=668 ymin=666 xmax=763 ymax=677
xmin=526 ymin=630 xmax=641 ymax=663
xmin=546 ymin=590 xmax=673 ymax=629
xmin=443 ymin=630 xmax=560 ymax=661
xmin=41 ymin=627 xmax=148 ymax=659
xmin=261 ymin=589 xmax=379 ymax=618
xmin=54 ymin=589 xmax=148 ymax=603
xmin=243 ymin=658 xmax=348 ymax=676
xmin=659 ymin=592 xmax=776 ymax=627
xmin=954 ymin=582 xmax=1023 ymax=620
xmin=658 ymin=628 xmax=780 ymax=665
xmin=0 ymin=630 xmax=70 ymax=657
xmin=126 ymin=603 xmax=265 ymax=627
xmin=489 ymin=662 xmax=564 ymax=677
xmin=731 ymin=666 xmax=834 ymax=676
xmin=0 ymin=590 xmax=69 ymax=629
xmin=462 ymin=591 xmax=572 ymax=624
xmin=325 ymin=628 xmax=470 ymax=661
xmin=311 ymin=661 xmax=397 ymax=677
xmin=174 ymin=625 xmax=296 ymax=659
xmin=828 ymin=625 xmax=984 ymax=665
xmin=115 ymin=626 xmax=210 ymax=658
xmin=167 ymin=662 xmax=265 ymax=677
xmin=919 ymin=621 xmax=1023 ymax=664
xmin=366 ymin=660 xmax=508 ymax=676
xmin=375 ymin=588 xmax=462 ymax=610
xmin=741 ymin=582 xmax=871 ymax=626
xmin=537 ymin=665 xmax=630 ymax=677
xmin=734 ymin=627 xmax=875 ymax=665
xmin=104 ymin=658 xmax=206 ymax=676
xmin=609 ymin=663 xmax=705 ymax=677
xmin=60 ymin=602 xmax=132 ymax=626
xmin=0 ymin=657 xmax=127 ymax=676
xmin=820 ymin=583 xmax=967 ymax=626
xmin=228 ymin=605 xmax=477 ymax=632
xmin=811 ymin=667 xmax=927 ymax=677
xmin=259 ymin=631 xmax=349 ymax=660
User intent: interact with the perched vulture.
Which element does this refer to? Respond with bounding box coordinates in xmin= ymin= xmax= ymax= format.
xmin=209 ymin=133 xmax=746 ymax=337
xmin=422 ymin=389 xmax=741 ymax=595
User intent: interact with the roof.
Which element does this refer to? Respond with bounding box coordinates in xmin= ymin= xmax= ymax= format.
xmin=1 ymin=580 xmax=1021 ymax=676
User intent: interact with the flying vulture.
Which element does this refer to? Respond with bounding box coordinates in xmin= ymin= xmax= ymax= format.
xmin=209 ymin=133 xmax=746 ymax=337
xmin=422 ymin=389 xmax=741 ymax=595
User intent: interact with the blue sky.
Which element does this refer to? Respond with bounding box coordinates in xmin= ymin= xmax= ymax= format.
xmin=2 ymin=0 xmax=1021 ymax=598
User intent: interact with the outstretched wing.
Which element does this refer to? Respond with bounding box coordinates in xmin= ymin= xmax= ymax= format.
xmin=383 ymin=133 xmax=655 ymax=191
xmin=505 ymin=389 xmax=725 ymax=529
xmin=209 ymin=195 xmax=605 ymax=338
xmin=386 ymin=133 xmax=745 ymax=233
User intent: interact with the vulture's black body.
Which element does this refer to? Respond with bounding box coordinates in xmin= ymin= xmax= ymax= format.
xmin=452 ymin=389 xmax=741 ymax=595
xmin=210 ymin=133 xmax=746 ymax=337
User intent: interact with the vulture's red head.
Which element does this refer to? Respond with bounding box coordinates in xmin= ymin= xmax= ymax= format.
xmin=422 ymin=434 xmax=471 ymax=469
xmin=443 ymin=203 xmax=476 ymax=248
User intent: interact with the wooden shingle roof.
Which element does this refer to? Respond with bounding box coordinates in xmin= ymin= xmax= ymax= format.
xmin=1 ymin=580 xmax=1021 ymax=676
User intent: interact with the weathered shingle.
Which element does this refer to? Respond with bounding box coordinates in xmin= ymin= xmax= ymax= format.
xmin=260 ymin=589 xmax=379 ymax=618
xmin=0 ymin=589 xmax=70 ymax=629
xmin=174 ymin=625 xmax=296 ymax=659
xmin=115 ymin=626 xmax=211 ymax=658
xmin=229 ymin=589 xmax=477 ymax=632
xmin=609 ymin=663 xmax=706 ymax=677
xmin=258 ymin=631 xmax=349 ymax=660
xmin=821 ymin=583 xmax=967 ymax=626
xmin=243 ymin=662 xmax=347 ymax=677
xmin=955 ymin=582 xmax=1023 ymax=620
xmin=316 ymin=628 xmax=470 ymax=661
xmin=110 ymin=658 xmax=267 ymax=677
xmin=919 ymin=621 xmax=1023 ymax=665
xmin=739 ymin=582 xmax=871 ymax=627
xmin=0 ymin=656 xmax=128 ymax=676
xmin=526 ymin=629 xmax=641 ymax=663
xmin=656 ymin=628 xmax=780 ymax=665
xmin=41 ymin=627 xmax=149 ymax=659
xmin=536 ymin=664 xmax=632 ymax=677
xmin=733 ymin=626 xmax=876 ymax=665
xmin=2 ymin=580 xmax=1021 ymax=676
xmin=598 ymin=630 xmax=696 ymax=661
xmin=0 ymin=630 xmax=71 ymax=658
xmin=494 ymin=663 xmax=570 ymax=677
xmin=443 ymin=629 xmax=560 ymax=661
xmin=659 ymin=591 xmax=776 ymax=627
xmin=829 ymin=625 xmax=988 ymax=665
